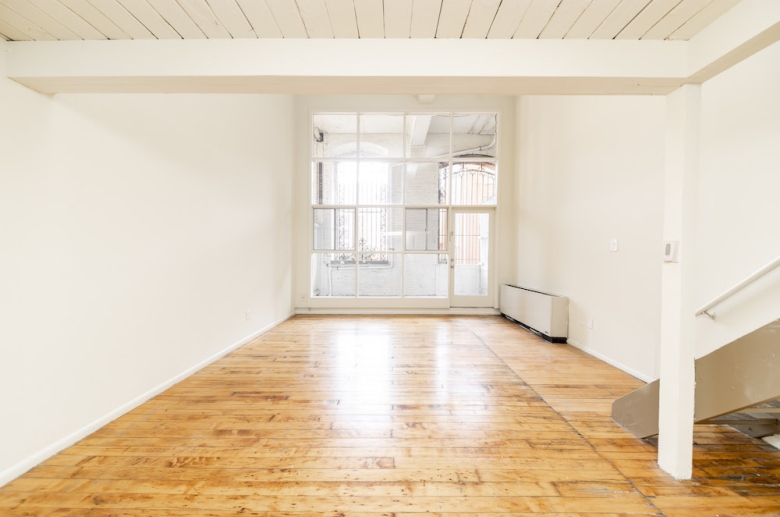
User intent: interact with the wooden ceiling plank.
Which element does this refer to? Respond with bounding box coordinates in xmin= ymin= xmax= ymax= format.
xmin=565 ymin=0 xmax=619 ymax=37
xmin=384 ymin=0 xmax=412 ymax=38
xmin=204 ymin=0 xmax=256 ymax=37
xmin=25 ymin=0 xmax=106 ymax=39
xmin=86 ymin=0 xmax=156 ymax=38
xmin=145 ymin=0 xmax=206 ymax=38
xmin=0 ymin=3 xmax=56 ymax=38
xmin=435 ymin=0 xmax=471 ymax=38
xmin=514 ymin=0 xmax=561 ymax=38
xmin=486 ymin=0 xmax=532 ymax=38
xmin=617 ymin=0 xmax=681 ymax=38
xmin=296 ymin=0 xmax=333 ymax=37
xmin=0 ymin=0 xmax=81 ymax=39
xmin=324 ymin=0 xmax=357 ymax=37
xmin=0 ymin=17 xmax=33 ymax=39
xmin=539 ymin=0 xmax=590 ymax=38
xmin=174 ymin=0 xmax=231 ymax=37
xmin=264 ymin=0 xmax=307 ymax=37
xmin=642 ymin=0 xmax=711 ymax=39
xmin=591 ymin=0 xmax=652 ymax=38
xmin=410 ymin=0 xmax=441 ymax=38
xmin=57 ymin=0 xmax=129 ymax=38
xmin=461 ymin=0 xmax=499 ymax=38
xmin=354 ymin=0 xmax=383 ymax=37
xmin=668 ymin=0 xmax=739 ymax=40
xmin=234 ymin=0 xmax=280 ymax=37
xmin=114 ymin=0 xmax=181 ymax=38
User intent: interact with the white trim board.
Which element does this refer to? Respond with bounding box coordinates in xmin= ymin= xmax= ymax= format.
xmin=0 ymin=312 xmax=295 ymax=488
xmin=567 ymin=339 xmax=656 ymax=384
xmin=295 ymin=307 xmax=501 ymax=316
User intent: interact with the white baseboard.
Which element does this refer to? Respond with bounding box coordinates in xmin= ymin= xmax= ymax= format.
xmin=566 ymin=339 xmax=656 ymax=384
xmin=296 ymin=307 xmax=501 ymax=316
xmin=764 ymin=434 xmax=780 ymax=451
xmin=0 ymin=312 xmax=294 ymax=488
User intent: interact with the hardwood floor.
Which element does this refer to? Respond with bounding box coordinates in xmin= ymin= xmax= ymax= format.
xmin=2 ymin=315 xmax=779 ymax=516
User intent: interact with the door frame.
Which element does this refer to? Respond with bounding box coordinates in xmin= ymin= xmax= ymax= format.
xmin=449 ymin=208 xmax=496 ymax=308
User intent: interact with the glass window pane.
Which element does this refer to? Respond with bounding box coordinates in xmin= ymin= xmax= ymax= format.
xmin=358 ymin=254 xmax=401 ymax=297
xmin=405 ymin=208 xmax=447 ymax=251
xmin=311 ymin=253 xmax=356 ymax=297
xmin=358 ymin=207 xmax=403 ymax=256
xmin=360 ymin=114 xmax=404 ymax=158
xmin=314 ymin=208 xmax=354 ymax=250
xmin=452 ymin=113 xmax=496 ymax=158
xmin=313 ymin=209 xmax=334 ymax=250
xmin=405 ymin=114 xmax=450 ymax=158
xmin=313 ymin=113 xmax=358 ymax=159
xmin=451 ymin=162 xmax=497 ymax=206
xmin=359 ymin=162 xmax=403 ymax=205
xmin=405 ymin=162 xmax=448 ymax=205
xmin=312 ymin=161 xmax=357 ymax=205
xmin=453 ymin=213 xmax=489 ymax=297
xmin=404 ymin=254 xmax=448 ymax=297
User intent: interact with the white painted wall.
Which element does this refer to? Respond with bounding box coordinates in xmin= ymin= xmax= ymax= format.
xmin=0 ymin=39 xmax=295 ymax=483
xmin=514 ymin=95 xmax=666 ymax=381
xmin=695 ymin=41 xmax=780 ymax=357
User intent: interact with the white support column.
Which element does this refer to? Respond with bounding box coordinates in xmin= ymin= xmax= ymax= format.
xmin=658 ymin=84 xmax=701 ymax=479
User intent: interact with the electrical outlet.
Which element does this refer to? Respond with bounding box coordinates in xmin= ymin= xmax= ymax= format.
xmin=610 ymin=238 xmax=618 ymax=252
xmin=587 ymin=318 xmax=593 ymax=329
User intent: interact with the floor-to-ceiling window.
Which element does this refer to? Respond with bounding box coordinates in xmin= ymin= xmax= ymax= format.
xmin=310 ymin=112 xmax=497 ymax=304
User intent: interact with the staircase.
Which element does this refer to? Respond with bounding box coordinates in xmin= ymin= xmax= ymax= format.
xmin=612 ymin=318 xmax=780 ymax=439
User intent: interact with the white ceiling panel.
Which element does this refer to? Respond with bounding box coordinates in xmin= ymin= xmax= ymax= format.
xmin=617 ymin=0 xmax=681 ymax=39
xmin=410 ymin=0 xmax=442 ymax=38
xmin=565 ymin=0 xmax=620 ymax=37
xmin=114 ymin=0 xmax=180 ymax=38
xmin=487 ymin=0 xmax=531 ymax=38
xmin=461 ymin=0 xmax=500 ymax=38
xmin=87 ymin=0 xmax=155 ymax=39
xmin=25 ymin=0 xmax=106 ymax=39
xmin=54 ymin=0 xmax=128 ymax=38
xmin=205 ymin=0 xmax=257 ymax=38
xmin=354 ymin=0 xmax=383 ymax=37
xmin=514 ymin=0 xmax=560 ymax=38
xmin=0 ymin=15 xmax=33 ymax=39
xmin=296 ymin=0 xmax=333 ymax=38
xmin=539 ymin=0 xmax=590 ymax=38
xmin=591 ymin=0 xmax=652 ymax=39
xmin=384 ymin=0 xmax=412 ymax=38
xmin=0 ymin=0 xmax=741 ymax=40
xmin=0 ymin=2 xmax=55 ymax=39
xmin=265 ymin=0 xmax=307 ymax=37
xmin=436 ymin=0 xmax=471 ymax=38
xmin=643 ymin=0 xmax=712 ymax=39
xmin=144 ymin=0 xmax=203 ymax=38
xmin=0 ymin=0 xmax=80 ymax=39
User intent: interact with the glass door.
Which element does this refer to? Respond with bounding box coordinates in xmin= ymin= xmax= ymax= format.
xmin=450 ymin=209 xmax=494 ymax=308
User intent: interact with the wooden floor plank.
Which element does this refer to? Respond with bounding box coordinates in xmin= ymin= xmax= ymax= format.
xmin=2 ymin=315 xmax=779 ymax=515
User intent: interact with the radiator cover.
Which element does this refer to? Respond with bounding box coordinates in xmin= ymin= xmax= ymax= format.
xmin=500 ymin=284 xmax=569 ymax=343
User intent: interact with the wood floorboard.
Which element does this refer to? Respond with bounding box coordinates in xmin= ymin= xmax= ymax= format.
xmin=2 ymin=315 xmax=779 ymax=515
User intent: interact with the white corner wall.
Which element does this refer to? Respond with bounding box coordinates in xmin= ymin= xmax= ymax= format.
xmin=514 ymin=95 xmax=666 ymax=381
xmin=695 ymin=41 xmax=780 ymax=358
xmin=0 ymin=39 xmax=295 ymax=484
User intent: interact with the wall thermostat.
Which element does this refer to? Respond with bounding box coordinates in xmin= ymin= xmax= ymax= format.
xmin=663 ymin=241 xmax=680 ymax=263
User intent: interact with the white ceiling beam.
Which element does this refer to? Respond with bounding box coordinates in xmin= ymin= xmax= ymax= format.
xmin=687 ymin=0 xmax=780 ymax=82
xmin=5 ymin=38 xmax=687 ymax=93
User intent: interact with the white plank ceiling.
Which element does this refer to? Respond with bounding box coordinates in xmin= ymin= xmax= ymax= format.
xmin=0 ymin=0 xmax=742 ymax=41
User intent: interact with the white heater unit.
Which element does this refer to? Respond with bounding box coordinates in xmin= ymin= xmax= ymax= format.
xmin=500 ymin=284 xmax=569 ymax=343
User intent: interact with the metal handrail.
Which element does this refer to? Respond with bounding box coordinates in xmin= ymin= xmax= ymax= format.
xmin=695 ymin=255 xmax=780 ymax=319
